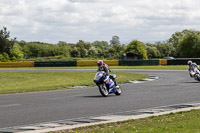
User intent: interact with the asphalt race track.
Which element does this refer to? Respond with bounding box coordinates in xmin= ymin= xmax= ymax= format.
xmin=0 ymin=69 xmax=199 ymax=128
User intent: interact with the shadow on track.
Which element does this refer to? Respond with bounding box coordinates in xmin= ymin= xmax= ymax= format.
xmin=83 ymin=95 xmax=116 ymax=98
xmin=183 ymin=81 xmax=200 ymax=83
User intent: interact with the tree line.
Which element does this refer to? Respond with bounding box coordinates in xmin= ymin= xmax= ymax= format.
xmin=0 ymin=27 xmax=200 ymax=62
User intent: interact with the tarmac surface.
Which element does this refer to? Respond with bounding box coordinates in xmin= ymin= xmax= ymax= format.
xmin=0 ymin=69 xmax=199 ymax=129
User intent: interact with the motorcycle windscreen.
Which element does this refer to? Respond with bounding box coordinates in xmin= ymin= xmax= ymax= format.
xmin=94 ymin=71 xmax=104 ymax=82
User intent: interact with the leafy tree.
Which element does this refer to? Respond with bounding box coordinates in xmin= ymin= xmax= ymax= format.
xmin=145 ymin=43 xmax=161 ymax=58
xmin=110 ymin=36 xmax=120 ymax=45
xmin=178 ymin=32 xmax=200 ymax=58
xmin=169 ymin=30 xmax=200 ymax=48
xmin=57 ymin=41 xmax=70 ymax=57
xmin=93 ymin=41 xmax=109 ymax=58
xmin=22 ymin=42 xmax=70 ymax=58
xmin=22 ymin=43 xmax=42 ymax=58
xmin=169 ymin=31 xmax=185 ymax=48
xmin=88 ymin=46 xmax=97 ymax=58
xmin=71 ymin=40 xmax=98 ymax=58
xmin=76 ymin=40 xmax=88 ymax=58
xmin=57 ymin=41 xmax=68 ymax=47
xmin=108 ymin=44 xmax=125 ymax=59
xmin=0 ymin=27 xmax=16 ymax=56
xmin=10 ymin=42 xmax=24 ymax=60
xmin=70 ymin=46 xmax=80 ymax=57
xmin=156 ymin=41 xmax=175 ymax=57
xmin=0 ymin=54 xmax=4 ymax=61
xmin=18 ymin=40 xmax=27 ymax=47
xmin=0 ymin=52 xmax=10 ymax=62
xmin=124 ymin=40 xmax=148 ymax=59
xmin=168 ymin=29 xmax=200 ymax=57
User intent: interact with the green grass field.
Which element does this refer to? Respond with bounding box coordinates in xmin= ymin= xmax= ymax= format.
xmin=111 ymin=65 xmax=188 ymax=70
xmin=0 ymin=65 xmax=187 ymax=94
xmin=0 ymin=72 xmax=148 ymax=94
xmin=55 ymin=109 xmax=200 ymax=133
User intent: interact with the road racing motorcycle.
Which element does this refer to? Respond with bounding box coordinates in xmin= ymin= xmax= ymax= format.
xmin=94 ymin=71 xmax=121 ymax=97
xmin=189 ymin=67 xmax=200 ymax=82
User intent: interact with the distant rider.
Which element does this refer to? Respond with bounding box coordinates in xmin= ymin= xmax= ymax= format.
xmin=188 ymin=60 xmax=200 ymax=77
xmin=97 ymin=60 xmax=119 ymax=87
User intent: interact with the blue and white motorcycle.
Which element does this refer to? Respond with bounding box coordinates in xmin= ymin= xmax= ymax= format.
xmin=94 ymin=71 xmax=121 ymax=97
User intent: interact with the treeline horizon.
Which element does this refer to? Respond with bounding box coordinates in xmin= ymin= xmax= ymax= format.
xmin=1 ymin=26 xmax=200 ymax=62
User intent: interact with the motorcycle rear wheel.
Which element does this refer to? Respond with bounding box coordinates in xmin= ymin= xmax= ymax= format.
xmin=194 ymin=74 xmax=200 ymax=82
xmin=99 ymin=84 xmax=108 ymax=97
xmin=115 ymin=85 xmax=122 ymax=96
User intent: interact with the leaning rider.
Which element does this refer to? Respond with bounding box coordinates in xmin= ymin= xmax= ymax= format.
xmin=97 ymin=60 xmax=119 ymax=87
xmin=188 ymin=60 xmax=200 ymax=77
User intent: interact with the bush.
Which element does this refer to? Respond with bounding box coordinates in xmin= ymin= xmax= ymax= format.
xmin=0 ymin=52 xmax=10 ymax=62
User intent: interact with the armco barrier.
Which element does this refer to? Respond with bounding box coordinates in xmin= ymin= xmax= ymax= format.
xmin=77 ymin=60 xmax=119 ymax=66
xmin=167 ymin=59 xmax=200 ymax=65
xmin=34 ymin=61 xmax=77 ymax=67
xmin=77 ymin=60 xmax=96 ymax=66
xmin=2 ymin=59 xmax=199 ymax=67
xmin=0 ymin=62 xmax=34 ymax=67
xmin=102 ymin=60 xmax=118 ymax=66
xmin=159 ymin=59 xmax=167 ymax=65
xmin=119 ymin=60 xmax=159 ymax=66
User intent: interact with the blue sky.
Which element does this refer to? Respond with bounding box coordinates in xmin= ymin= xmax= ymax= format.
xmin=1 ymin=0 xmax=200 ymax=44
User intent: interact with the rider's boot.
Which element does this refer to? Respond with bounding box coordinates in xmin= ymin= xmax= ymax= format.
xmin=114 ymin=80 xmax=119 ymax=88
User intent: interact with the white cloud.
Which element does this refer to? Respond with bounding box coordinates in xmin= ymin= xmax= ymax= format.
xmin=1 ymin=0 xmax=200 ymax=43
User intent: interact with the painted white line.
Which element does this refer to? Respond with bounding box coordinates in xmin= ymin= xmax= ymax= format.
xmin=0 ymin=104 xmax=21 ymax=108
xmin=129 ymin=81 xmax=144 ymax=84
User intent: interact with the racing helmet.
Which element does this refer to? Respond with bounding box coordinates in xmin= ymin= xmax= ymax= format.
xmin=97 ymin=60 xmax=103 ymax=67
xmin=188 ymin=60 xmax=192 ymax=65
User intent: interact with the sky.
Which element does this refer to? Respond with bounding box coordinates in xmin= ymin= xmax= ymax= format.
xmin=1 ymin=0 xmax=200 ymax=44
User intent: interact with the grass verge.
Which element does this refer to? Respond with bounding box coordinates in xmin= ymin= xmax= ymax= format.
xmin=0 ymin=72 xmax=148 ymax=94
xmin=109 ymin=65 xmax=188 ymax=70
xmin=55 ymin=109 xmax=200 ymax=133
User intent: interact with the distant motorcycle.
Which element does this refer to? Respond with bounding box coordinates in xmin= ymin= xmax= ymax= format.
xmin=189 ymin=67 xmax=200 ymax=82
xmin=94 ymin=71 xmax=121 ymax=97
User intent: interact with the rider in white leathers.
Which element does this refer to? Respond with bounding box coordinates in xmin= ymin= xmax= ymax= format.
xmin=188 ymin=60 xmax=200 ymax=77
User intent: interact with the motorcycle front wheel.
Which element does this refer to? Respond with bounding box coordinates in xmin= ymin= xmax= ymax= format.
xmin=99 ymin=84 xmax=108 ymax=97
